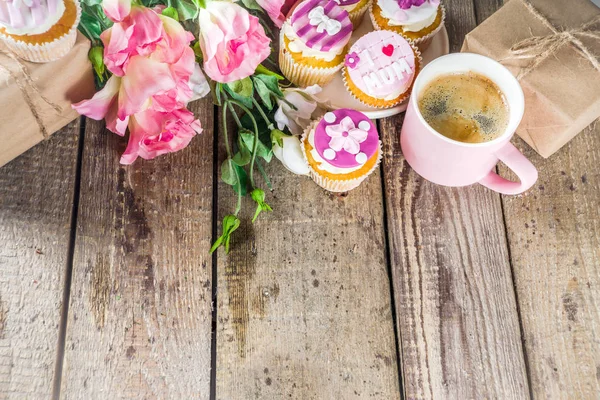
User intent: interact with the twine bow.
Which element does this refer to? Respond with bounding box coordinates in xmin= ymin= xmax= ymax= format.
xmin=0 ymin=48 xmax=62 ymax=138
xmin=506 ymin=1 xmax=600 ymax=80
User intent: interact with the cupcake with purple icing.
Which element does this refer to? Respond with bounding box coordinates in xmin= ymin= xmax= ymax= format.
xmin=279 ymin=0 xmax=353 ymax=87
xmin=0 ymin=0 xmax=81 ymax=63
xmin=301 ymin=108 xmax=382 ymax=192
xmin=370 ymin=0 xmax=445 ymax=50
xmin=336 ymin=0 xmax=371 ymax=28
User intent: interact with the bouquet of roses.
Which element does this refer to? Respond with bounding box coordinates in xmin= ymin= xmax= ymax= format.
xmin=74 ymin=0 xmax=324 ymax=253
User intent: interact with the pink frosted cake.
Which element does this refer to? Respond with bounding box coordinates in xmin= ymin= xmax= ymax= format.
xmin=342 ymin=30 xmax=420 ymax=108
xmin=0 ymin=0 xmax=81 ymax=62
xmin=334 ymin=0 xmax=371 ymax=28
xmin=279 ymin=0 xmax=353 ymax=87
xmin=301 ymin=108 xmax=382 ymax=192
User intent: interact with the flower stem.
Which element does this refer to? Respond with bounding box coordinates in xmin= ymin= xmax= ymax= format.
xmin=251 ymin=97 xmax=274 ymax=130
xmin=227 ymin=99 xmax=259 ymax=188
xmin=222 ymin=101 xmax=242 ymax=215
xmin=227 ymin=102 xmax=243 ymax=128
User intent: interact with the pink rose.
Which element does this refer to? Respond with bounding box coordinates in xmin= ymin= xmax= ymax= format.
xmin=198 ymin=1 xmax=271 ymax=83
xmin=121 ymin=108 xmax=202 ymax=164
xmin=102 ymin=0 xmax=131 ymax=22
xmin=256 ymin=0 xmax=285 ymax=28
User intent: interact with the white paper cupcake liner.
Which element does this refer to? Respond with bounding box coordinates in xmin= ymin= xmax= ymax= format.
xmin=369 ymin=3 xmax=445 ymax=52
xmin=341 ymin=41 xmax=422 ymax=109
xmin=301 ymin=120 xmax=383 ymax=192
xmin=279 ymin=33 xmax=344 ymax=88
xmin=348 ymin=0 xmax=371 ymax=30
xmin=0 ymin=0 xmax=81 ymax=63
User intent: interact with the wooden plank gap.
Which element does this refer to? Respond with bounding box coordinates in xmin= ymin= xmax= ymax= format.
xmin=376 ymin=118 xmax=407 ymax=400
xmin=210 ymin=104 xmax=220 ymax=400
xmin=51 ymin=116 xmax=87 ymax=400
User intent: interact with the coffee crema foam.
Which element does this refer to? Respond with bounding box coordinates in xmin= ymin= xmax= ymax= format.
xmin=418 ymin=72 xmax=510 ymax=144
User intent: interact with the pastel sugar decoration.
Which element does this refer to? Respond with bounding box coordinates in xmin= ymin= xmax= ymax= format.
xmin=314 ymin=109 xmax=378 ymax=168
xmin=345 ymin=30 xmax=416 ymax=99
xmin=333 ymin=0 xmax=361 ymax=6
xmin=290 ymin=0 xmax=352 ymax=52
xmin=397 ymin=0 xmax=426 ymax=9
xmin=344 ymin=51 xmax=360 ymax=68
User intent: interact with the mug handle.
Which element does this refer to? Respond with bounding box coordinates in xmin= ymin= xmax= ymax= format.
xmin=478 ymin=142 xmax=538 ymax=195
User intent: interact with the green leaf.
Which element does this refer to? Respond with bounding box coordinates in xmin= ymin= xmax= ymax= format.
xmin=240 ymin=0 xmax=263 ymax=11
xmin=255 ymin=64 xmax=285 ymax=80
xmin=221 ymin=158 xmax=237 ymax=186
xmin=232 ymin=136 xmax=252 ymax=166
xmin=210 ymin=215 xmax=241 ymax=254
xmin=251 ymin=189 xmax=273 ymax=223
xmin=232 ymin=164 xmax=249 ymax=196
xmin=241 ymin=131 xmax=272 ymax=162
xmin=224 ymin=79 xmax=254 ymax=109
xmin=254 ymin=74 xmax=284 ymax=97
xmin=170 ymin=0 xmax=199 ymax=20
xmin=80 ymin=0 xmax=102 ymax=6
xmin=253 ymin=78 xmax=273 ymax=110
xmin=162 ymin=6 xmax=179 ymax=20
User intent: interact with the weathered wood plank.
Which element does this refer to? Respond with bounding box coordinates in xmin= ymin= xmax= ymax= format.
xmin=379 ymin=0 xmax=530 ymax=397
xmin=60 ymin=99 xmax=214 ymax=398
xmin=0 ymin=122 xmax=80 ymax=398
xmin=215 ymin=121 xmax=400 ymax=398
xmin=500 ymin=126 xmax=600 ymax=399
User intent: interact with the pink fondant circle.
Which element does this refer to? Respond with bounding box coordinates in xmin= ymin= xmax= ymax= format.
xmin=314 ymin=109 xmax=379 ymax=168
xmin=345 ymin=30 xmax=416 ymax=99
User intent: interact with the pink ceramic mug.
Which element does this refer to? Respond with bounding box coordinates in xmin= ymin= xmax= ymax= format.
xmin=401 ymin=53 xmax=538 ymax=195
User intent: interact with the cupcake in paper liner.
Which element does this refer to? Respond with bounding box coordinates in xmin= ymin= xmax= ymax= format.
xmin=301 ymin=109 xmax=382 ymax=192
xmin=342 ymin=30 xmax=421 ymax=109
xmin=337 ymin=0 xmax=371 ymax=29
xmin=279 ymin=0 xmax=353 ymax=88
xmin=0 ymin=0 xmax=81 ymax=63
xmin=369 ymin=0 xmax=445 ymax=51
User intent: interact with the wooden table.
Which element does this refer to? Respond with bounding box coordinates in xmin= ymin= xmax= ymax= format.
xmin=1 ymin=1 xmax=599 ymax=398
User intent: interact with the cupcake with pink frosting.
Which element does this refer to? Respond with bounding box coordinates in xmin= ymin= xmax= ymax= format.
xmin=342 ymin=30 xmax=421 ymax=108
xmin=0 ymin=0 xmax=81 ymax=62
xmin=370 ymin=0 xmax=445 ymax=50
xmin=279 ymin=0 xmax=353 ymax=87
xmin=301 ymin=108 xmax=382 ymax=192
xmin=335 ymin=0 xmax=371 ymax=28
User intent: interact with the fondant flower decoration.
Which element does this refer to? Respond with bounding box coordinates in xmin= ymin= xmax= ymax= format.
xmin=345 ymin=52 xmax=360 ymax=69
xmin=325 ymin=116 xmax=369 ymax=155
xmin=308 ymin=6 xmax=342 ymax=35
xmin=397 ymin=0 xmax=426 ymax=9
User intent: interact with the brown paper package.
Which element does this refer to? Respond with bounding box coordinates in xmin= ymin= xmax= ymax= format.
xmin=461 ymin=0 xmax=600 ymax=158
xmin=0 ymin=32 xmax=95 ymax=167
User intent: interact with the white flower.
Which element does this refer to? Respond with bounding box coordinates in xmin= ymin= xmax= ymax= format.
xmin=272 ymin=136 xmax=310 ymax=175
xmin=325 ymin=116 xmax=368 ymax=155
xmin=274 ymin=85 xmax=325 ymax=135
xmin=188 ymin=63 xmax=211 ymax=101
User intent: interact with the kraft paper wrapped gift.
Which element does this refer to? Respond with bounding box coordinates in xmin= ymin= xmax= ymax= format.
xmin=461 ymin=0 xmax=600 ymax=158
xmin=0 ymin=32 xmax=95 ymax=167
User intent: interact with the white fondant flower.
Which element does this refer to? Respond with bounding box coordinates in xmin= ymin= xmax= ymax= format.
xmin=308 ymin=6 xmax=342 ymax=35
xmin=325 ymin=116 xmax=369 ymax=155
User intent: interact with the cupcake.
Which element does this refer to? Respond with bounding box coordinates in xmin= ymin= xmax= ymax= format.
xmin=336 ymin=0 xmax=371 ymax=28
xmin=301 ymin=108 xmax=382 ymax=192
xmin=370 ymin=0 xmax=445 ymax=50
xmin=0 ymin=0 xmax=81 ymax=63
xmin=279 ymin=0 xmax=353 ymax=87
xmin=342 ymin=30 xmax=420 ymax=108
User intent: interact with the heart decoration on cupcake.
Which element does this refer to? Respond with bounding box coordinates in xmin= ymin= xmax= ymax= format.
xmin=382 ymin=44 xmax=394 ymax=56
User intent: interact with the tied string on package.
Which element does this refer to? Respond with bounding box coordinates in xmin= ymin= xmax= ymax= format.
xmin=0 ymin=48 xmax=62 ymax=138
xmin=501 ymin=1 xmax=600 ymax=80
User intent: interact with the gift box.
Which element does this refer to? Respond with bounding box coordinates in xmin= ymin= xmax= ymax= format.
xmin=0 ymin=32 xmax=95 ymax=167
xmin=461 ymin=0 xmax=600 ymax=158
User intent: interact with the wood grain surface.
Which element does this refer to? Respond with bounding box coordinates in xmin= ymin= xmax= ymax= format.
xmin=377 ymin=0 xmax=529 ymax=398
xmin=214 ymin=121 xmax=401 ymax=399
xmin=500 ymin=127 xmax=600 ymax=399
xmin=59 ymin=98 xmax=214 ymax=399
xmin=0 ymin=122 xmax=80 ymax=398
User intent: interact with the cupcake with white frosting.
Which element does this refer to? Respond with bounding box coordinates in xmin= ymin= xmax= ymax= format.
xmin=0 ymin=0 xmax=81 ymax=62
xmin=279 ymin=0 xmax=353 ymax=87
xmin=369 ymin=0 xmax=445 ymax=50
xmin=301 ymin=108 xmax=382 ymax=192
